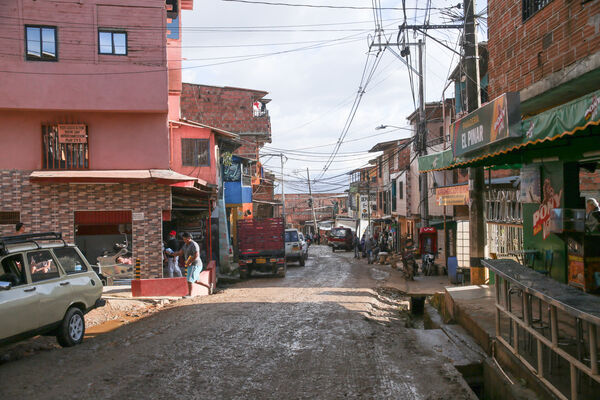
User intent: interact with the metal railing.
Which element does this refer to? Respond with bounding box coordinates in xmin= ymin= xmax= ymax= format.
xmin=484 ymin=259 xmax=600 ymax=400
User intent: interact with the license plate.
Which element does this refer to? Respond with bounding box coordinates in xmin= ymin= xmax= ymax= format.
xmin=255 ymin=258 xmax=266 ymax=264
xmin=293 ymin=245 xmax=300 ymax=250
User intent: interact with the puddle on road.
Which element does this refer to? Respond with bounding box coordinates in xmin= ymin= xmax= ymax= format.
xmin=85 ymin=316 xmax=137 ymax=339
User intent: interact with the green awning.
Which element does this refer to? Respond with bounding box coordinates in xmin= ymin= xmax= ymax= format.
xmin=419 ymin=88 xmax=600 ymax=172
xmin=418 ymin=149 xmax=454 ymax=172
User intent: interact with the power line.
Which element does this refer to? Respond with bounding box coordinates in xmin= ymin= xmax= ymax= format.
xmin=221 ymin=0 xmax=443 ymax=11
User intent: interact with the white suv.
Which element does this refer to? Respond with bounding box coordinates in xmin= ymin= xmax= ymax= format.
xmin=285 ymin=229 xmax=307 ymax=266
xmin=0 ymin=232 xmax=104 ymax=347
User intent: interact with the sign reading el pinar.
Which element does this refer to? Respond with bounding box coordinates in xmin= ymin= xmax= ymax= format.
xmin=451 ymin=92 xmax=521 ymax=157
xmin=58 ymin=124 xmax=87 ymax=144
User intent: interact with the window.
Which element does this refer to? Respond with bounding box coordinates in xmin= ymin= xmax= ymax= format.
xmin=522 ymin=0 xmax=553 ymax=21
xmin=99 ymin=30 xmax=127 ymax=55
xmin=27 ymin=250 xmax=60 ymax=282
xmin=0 ymin=255 xmax=27 ymax=286
xmin=399 ymin=181 xmax=404 ymax=200
xmin=182 ymin=139 xmax=210 ymax=166
xmin=241 ymin=162 xmax=252 ymax=186
xmin=25 ymin=26 xmax=57 ymax=61
xmin=285 ymin=230 xmax=299 ymax=242
xmin=54 ymin=247 xmax=88 ymax=275
xmin=42 ymin=125 xmax=89 ymax=170
xmin=0 ymin=212 xmax=20 ymax=225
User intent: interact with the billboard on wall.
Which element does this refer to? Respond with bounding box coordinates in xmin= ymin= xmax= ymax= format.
xmin=451 ymin=92 xmax=521 ymax=157
xmin=435 ymin=185 xmax=469 ymax=206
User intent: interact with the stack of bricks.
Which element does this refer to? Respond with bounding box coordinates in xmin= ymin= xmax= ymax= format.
xmin=0 ymin=170 xmax=170 ymax=279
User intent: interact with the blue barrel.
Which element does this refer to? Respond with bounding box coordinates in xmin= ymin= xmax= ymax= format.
xmin=447 ymin=256 xmax=459 ymax=283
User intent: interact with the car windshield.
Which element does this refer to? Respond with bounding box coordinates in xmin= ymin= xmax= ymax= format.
xmin=330 ymin=228 xmax=347 ymax=238
xmin=285 ymin=231 xmax=299 ymax=242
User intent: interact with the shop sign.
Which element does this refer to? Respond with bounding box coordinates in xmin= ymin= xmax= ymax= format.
xmin=132 ymin=212 xmax=144 ymax=221
xmin=360 ymin=194 xmax=369 ymax=219
xmin=451 ymin=92 xmax=521 ymax=157
xmin=58 ymin=124 xmax=87 ymax=144
xmin=435 ymin=185 xmax=469 ymax=206
xmin=533 ymin=179 xmax=563 ymax=240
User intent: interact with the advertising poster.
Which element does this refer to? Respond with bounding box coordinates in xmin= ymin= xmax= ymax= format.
xmin=520 ymin=165 xmax=541 ymax=203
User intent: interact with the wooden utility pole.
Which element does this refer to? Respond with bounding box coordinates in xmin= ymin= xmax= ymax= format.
xmin=306 ymin=168 xmax=318 ymax=235
xmin=417 ymin=39 xmax=429 ymax=228
xmin=280 ymin=153 xmax=286 ymax=226
xmin=464 ymin=0 xmax=485 ymax=284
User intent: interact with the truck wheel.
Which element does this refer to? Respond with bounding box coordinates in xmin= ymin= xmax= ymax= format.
xmin=332 ymin=247 xmax=335 ymax=252
xmin=56 ymin=307 xmax=85 ymax=347
xmin=239 ymin=270 xmax=249 ymax=279
xmin=299 ymin=256 xmax=305 ymax=267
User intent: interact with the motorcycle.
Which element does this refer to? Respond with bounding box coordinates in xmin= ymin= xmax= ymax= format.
xmin=422 ymin=253 xmax=436 ymax=276
xmin=94 ymin=234 xmax=133 ymax=285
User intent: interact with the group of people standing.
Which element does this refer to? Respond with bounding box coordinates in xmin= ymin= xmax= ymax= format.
xmin=163 ymin=230 xmax=204 ymax=294
xmin=354 ymin=230 xmax=392 ymax=263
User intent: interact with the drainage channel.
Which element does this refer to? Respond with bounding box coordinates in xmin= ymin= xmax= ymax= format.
xmin=376 ymin=287 xmax=496 ymax=400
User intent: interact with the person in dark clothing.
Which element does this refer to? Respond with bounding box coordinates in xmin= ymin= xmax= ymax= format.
xmin=165 ymin=230 xmax=182 ymax=277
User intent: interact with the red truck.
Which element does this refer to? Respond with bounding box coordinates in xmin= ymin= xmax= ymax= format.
xmin=237 ymin=217 xmax=286 ymax=279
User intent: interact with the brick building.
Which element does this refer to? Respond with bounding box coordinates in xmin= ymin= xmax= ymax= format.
xmin=0 ymin=0 xmax=198 ymax=278
xmin=488 ymin=0 xmax=600 ymax=115
xmin=275 ymin=193 xmax=346 ymax=233
xmin=180 ymin=83 xmax=276 ymax=219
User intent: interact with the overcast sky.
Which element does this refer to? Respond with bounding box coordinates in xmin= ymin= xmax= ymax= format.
xmin=181 ymin=0 xmax=488 ymax=193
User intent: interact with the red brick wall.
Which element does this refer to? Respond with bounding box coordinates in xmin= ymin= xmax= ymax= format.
xmin=276 ymin=193 xmax=345 ymax=228
xmin=180 ymin=83 xmax=271 ymax=136
xmin=488 ymin=0 xmax=600 ymax=99
xmin=0 ymin=171 xmax=170 ymax=278
xmin=580 ymin=169 xmax=600 ymax=196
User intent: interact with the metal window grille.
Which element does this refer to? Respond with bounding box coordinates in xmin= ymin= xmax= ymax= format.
xmin=522 ymin=0 xmax=553 ymax=21
xmin=181 ymin=139 xmax=210 ymax=166
xmin=0 ymin=212 xmax=20 ymax=225
xmin=42 ymin=125 xmax=88 ymax=170
xmin=487 ymin=223 xmax=523 ymax=257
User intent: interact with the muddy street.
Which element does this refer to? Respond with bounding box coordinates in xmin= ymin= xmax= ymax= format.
xmin=0 ymin=245 xmax=476 ymax=400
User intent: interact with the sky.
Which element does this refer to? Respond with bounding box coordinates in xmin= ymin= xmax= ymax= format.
xmin=181 ymin=0 xmax=488 ymax=194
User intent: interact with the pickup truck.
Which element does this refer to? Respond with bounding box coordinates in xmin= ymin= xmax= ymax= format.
xmin=237 ymin=218 xmax=286 ymax=279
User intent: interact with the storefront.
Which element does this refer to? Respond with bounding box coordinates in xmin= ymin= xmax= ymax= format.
xmin=419 ymin=89 xmax=600 ymax=291
xmin=164 ymin=185 xmax=216 ymax=271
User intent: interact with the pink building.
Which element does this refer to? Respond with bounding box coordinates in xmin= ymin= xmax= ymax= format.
xmin=0 ymin=0 xmax=198 ymax=278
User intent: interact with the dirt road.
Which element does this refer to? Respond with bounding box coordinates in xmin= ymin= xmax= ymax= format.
xmin=0 ymin=245 xmax=476 ymax=399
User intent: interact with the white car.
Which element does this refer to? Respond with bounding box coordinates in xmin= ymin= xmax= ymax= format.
xmin=0 ymin=232 xmax=104 ymax=347
xmin=285 ymin=229 xmax=307 ymax=266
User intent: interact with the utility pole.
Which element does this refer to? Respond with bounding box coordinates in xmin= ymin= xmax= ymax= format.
xmin=280 ymin=153 xmax=286 ymax=226
xmin=367 ymin=179 xmax=372 ymax=238
xmin=306 ymin=168 xmax=318 ymax=236
xmin=417 ymin=39 xmax=429 ymax=228
xmin=464 ymin=0 xmax=485 ymax=284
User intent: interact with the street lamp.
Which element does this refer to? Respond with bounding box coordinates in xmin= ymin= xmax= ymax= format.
xmin=375 ymin=124 xmax=404 ymax=130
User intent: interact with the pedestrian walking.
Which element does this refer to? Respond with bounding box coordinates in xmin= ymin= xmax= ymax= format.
xmin=164 ymin=230 xmax=183 ymax=278
xmin=353 ymin=233 xmax=360 ymax=258
xmin=360 ymin=234 xmax=366 ymax=258
xmin=174 ymin=232 xmax=203 ymax=295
